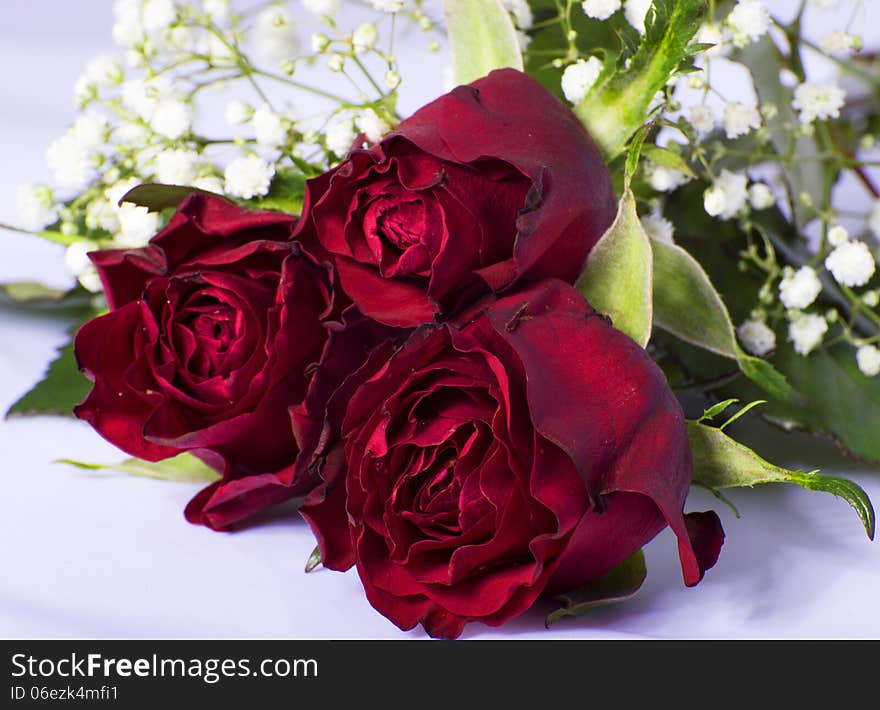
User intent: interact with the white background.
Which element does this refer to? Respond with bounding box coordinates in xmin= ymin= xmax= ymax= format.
xmin=1 ymin=1 xmax=879 ymax=639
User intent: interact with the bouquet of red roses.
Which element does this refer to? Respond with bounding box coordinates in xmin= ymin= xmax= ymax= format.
xmin=71 ymin=69 xmax=723 ymax=638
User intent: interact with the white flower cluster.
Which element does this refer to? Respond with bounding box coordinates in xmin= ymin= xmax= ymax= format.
xmin=561 ymin=58 xmax=603 ymax=104
xmin=580 ymin=0 xmax=652 ymax=34
xmin=13 ymin=0 xmax=417 ymax=295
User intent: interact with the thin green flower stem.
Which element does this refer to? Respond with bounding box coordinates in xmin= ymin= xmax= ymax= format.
xmin=202 ymin=22 xmax=273 ymax=107
xmin=841 ymin=284 xmax=880 ymax=330
xmin=800 ymin=38 xmax=880 ymax=88
xmin=250 ymin=68 xmax=352 ymax=104
xmin=350 ymin=55 xmax=386 ymax=98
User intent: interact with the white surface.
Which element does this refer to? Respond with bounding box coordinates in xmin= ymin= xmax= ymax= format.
xmin=1 ymin=1 xmax=879 ymax=640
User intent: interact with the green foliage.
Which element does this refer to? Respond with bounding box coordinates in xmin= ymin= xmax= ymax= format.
xmin=579 ymin=189 xmax=653 ymax=346
xmin=6 ymin=343 xmax=91 ymax=418
xmin=57 ymin=453 xmax=221 ymax=483
xmin=688 ymin=420 xmax=875 ymax=539
xmin=546 ymin=550 xmax=647 ymax=626
xmin=442 ymin=0 xmax=523 ymax=85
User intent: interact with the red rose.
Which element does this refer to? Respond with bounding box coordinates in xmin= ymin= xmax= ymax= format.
xmin=74 ymin=194 xmax=334 ymax=530
xmin=296 ymin=68 xmax=616 ymax=327
xmin=300 ymin=280 xmax=723 ymax=638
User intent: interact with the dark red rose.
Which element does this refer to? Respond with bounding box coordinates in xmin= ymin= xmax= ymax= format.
xmin=300 ymin=280 xmax=723 ymax=638
xmin=74 ymin=194 xmax=335 ymax=530
xmin=296 ymin=68 xmax=616 ymax=328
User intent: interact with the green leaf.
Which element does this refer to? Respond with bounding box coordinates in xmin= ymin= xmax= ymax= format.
xmin=699 ymin=398 xmax=740 ymax=422
xmin=642 ymin=145 xmax=697 ymax=179
xmin=305 ymin=545 xmax=322 ymax=573
xmin=651 ymin=236 xmax=737 ymax=358
xmin=120 ymin=183 xmax=220 ymax=212
xmin=0 ymin=221 xmax=81 ymax=246
xmin=443 ymin=0 xmax=523 ymax=85
xmin=688 ymin=421 xmax=875 ymax=539
xmin=247 ymin=171 xmax=306 ymax=215
xmin=0 ymin=283 xmax=94 ymax=314
xmin=546 ymin=550 xmax=647 ymax=627
xmin=759 ymin=342 xmax=880 ymax=463
xmin=574 ymin=0 xmax=705 ymax=159
xmin=740 ymin=38 xmax=826 ymax=229
xmin=578 ymin=190 xmax=653 ymax=346
xmin=56 ymin=453 xmax=221 ymax=483
xmin=651 ymin=236 xmax=798 ymax=401
xmin=6 ymin=342 xmax=91 ymax=418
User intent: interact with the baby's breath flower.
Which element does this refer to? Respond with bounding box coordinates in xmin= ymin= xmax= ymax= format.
xmin=328 ymin=54 xmax=345 ymax=72
xmin=646 ymin=163 xmax=690 ymax=193
xmin=225 ymin=100 xmax=253 ymax=126
xmin=16 ymin=184 xmax=58 ymax=231
xmin=116 ymin=203 xmax=161 ymax=247
xmin=779 ymin=266 xmax=822 ymax=309
xmin=792 ymin=82 xmax=845 ymax=124
xmin=154 ymin=149 xmax=201 ymax=185
xmin=738 ymin=318 xmax=776 ymax=356
xmin=789 ymin=313 xmax=828 ymax=356
xmin=367 ymin=0 xmax=404 ymax=12
xmin=46 ymin=133 xmax=93 ymax=191
xmin=624 ymin=0 xmax=652 ymax=35
xmin=113 ymin=0 xmax=146 ymax=48
xmin=727 ymin=0 xmax=770 ymax=48
xmin=820 ymin=31 xmax=859 ymax=55
xmin=703 ymin=169 xmax=748 ymax=221
xmin=325 ymin=118 xmax=357 ymax=156
xmin=72 ymin=111 xmax=110 ymax=152
xmin=192 ymin=174 xmax=225 ymax=194
xmin=856 ymin=345 xmax=880 ymax=377
xmin=356 ymin=108 xmax=389 ymax=143
xmin=581 ymin=0 xmax=621 ymax=21
xmin=641 ymin=210 xmax=674 ymax=243
xmin=827 ymin=225 xmax=849 ymax=247
xmin=255 ymin=5 xmax=300 ymax=65
xmin=83 ymin=54 xmax=123 ymax=89
xmin=748 ymin=182 xmax=776 ymax=211
xmin=252 ymin=104 xmax=288 ymax=149
xmin=695 ymin=23 xmax=727 ymax=58
xmin=203 ymin=0 xmax=230 ymax=23
xmin=152 ymin=98 xmax=193 ymax=140
xmin=501 ymin=0 xmax=533 ymax=29
xmin=723 ymin=103 xmax=761 ymax=140
xmin=863 ymin=290 xmax=880 ymax=308
xmin=385 ymin=70 xmax=401 ymax=90
xmin=302 ymin=0 xmax=338 ymax=17
xmin=352 ymin=23 xmax=378 ymax=53
xmin=64 ymin=241 xmax=103 ymax=293
xmin=825 ymin=240 xmax=876 ymax=287
xmin=224 ymin=156 xmax=275 ymax=198
xmin=142 ymin=0 xmax=178 ymax=35
xmin=689 ymin=104 xmax=715 ymax=133
xmin=311 ymin=32 xmax=331 ymax=52
xmin=560 ymin=57 xmax=603 ymax=105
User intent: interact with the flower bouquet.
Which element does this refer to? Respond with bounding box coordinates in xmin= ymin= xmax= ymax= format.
xmin=3 ymin=0 xmax=877 ymax=638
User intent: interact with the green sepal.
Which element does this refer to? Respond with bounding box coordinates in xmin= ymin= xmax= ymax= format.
xmin=578 ymin=189 xmax=653 ymax=346
xmin=305 ymin=546 xmax=322 ymax=573
xmin=546 ymin=550 xmax=647 ymax=627
xmin=56 ymin=453 xmax=221 ymax=484
xmin=6 ymin=342 xmax=91 ymax=418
